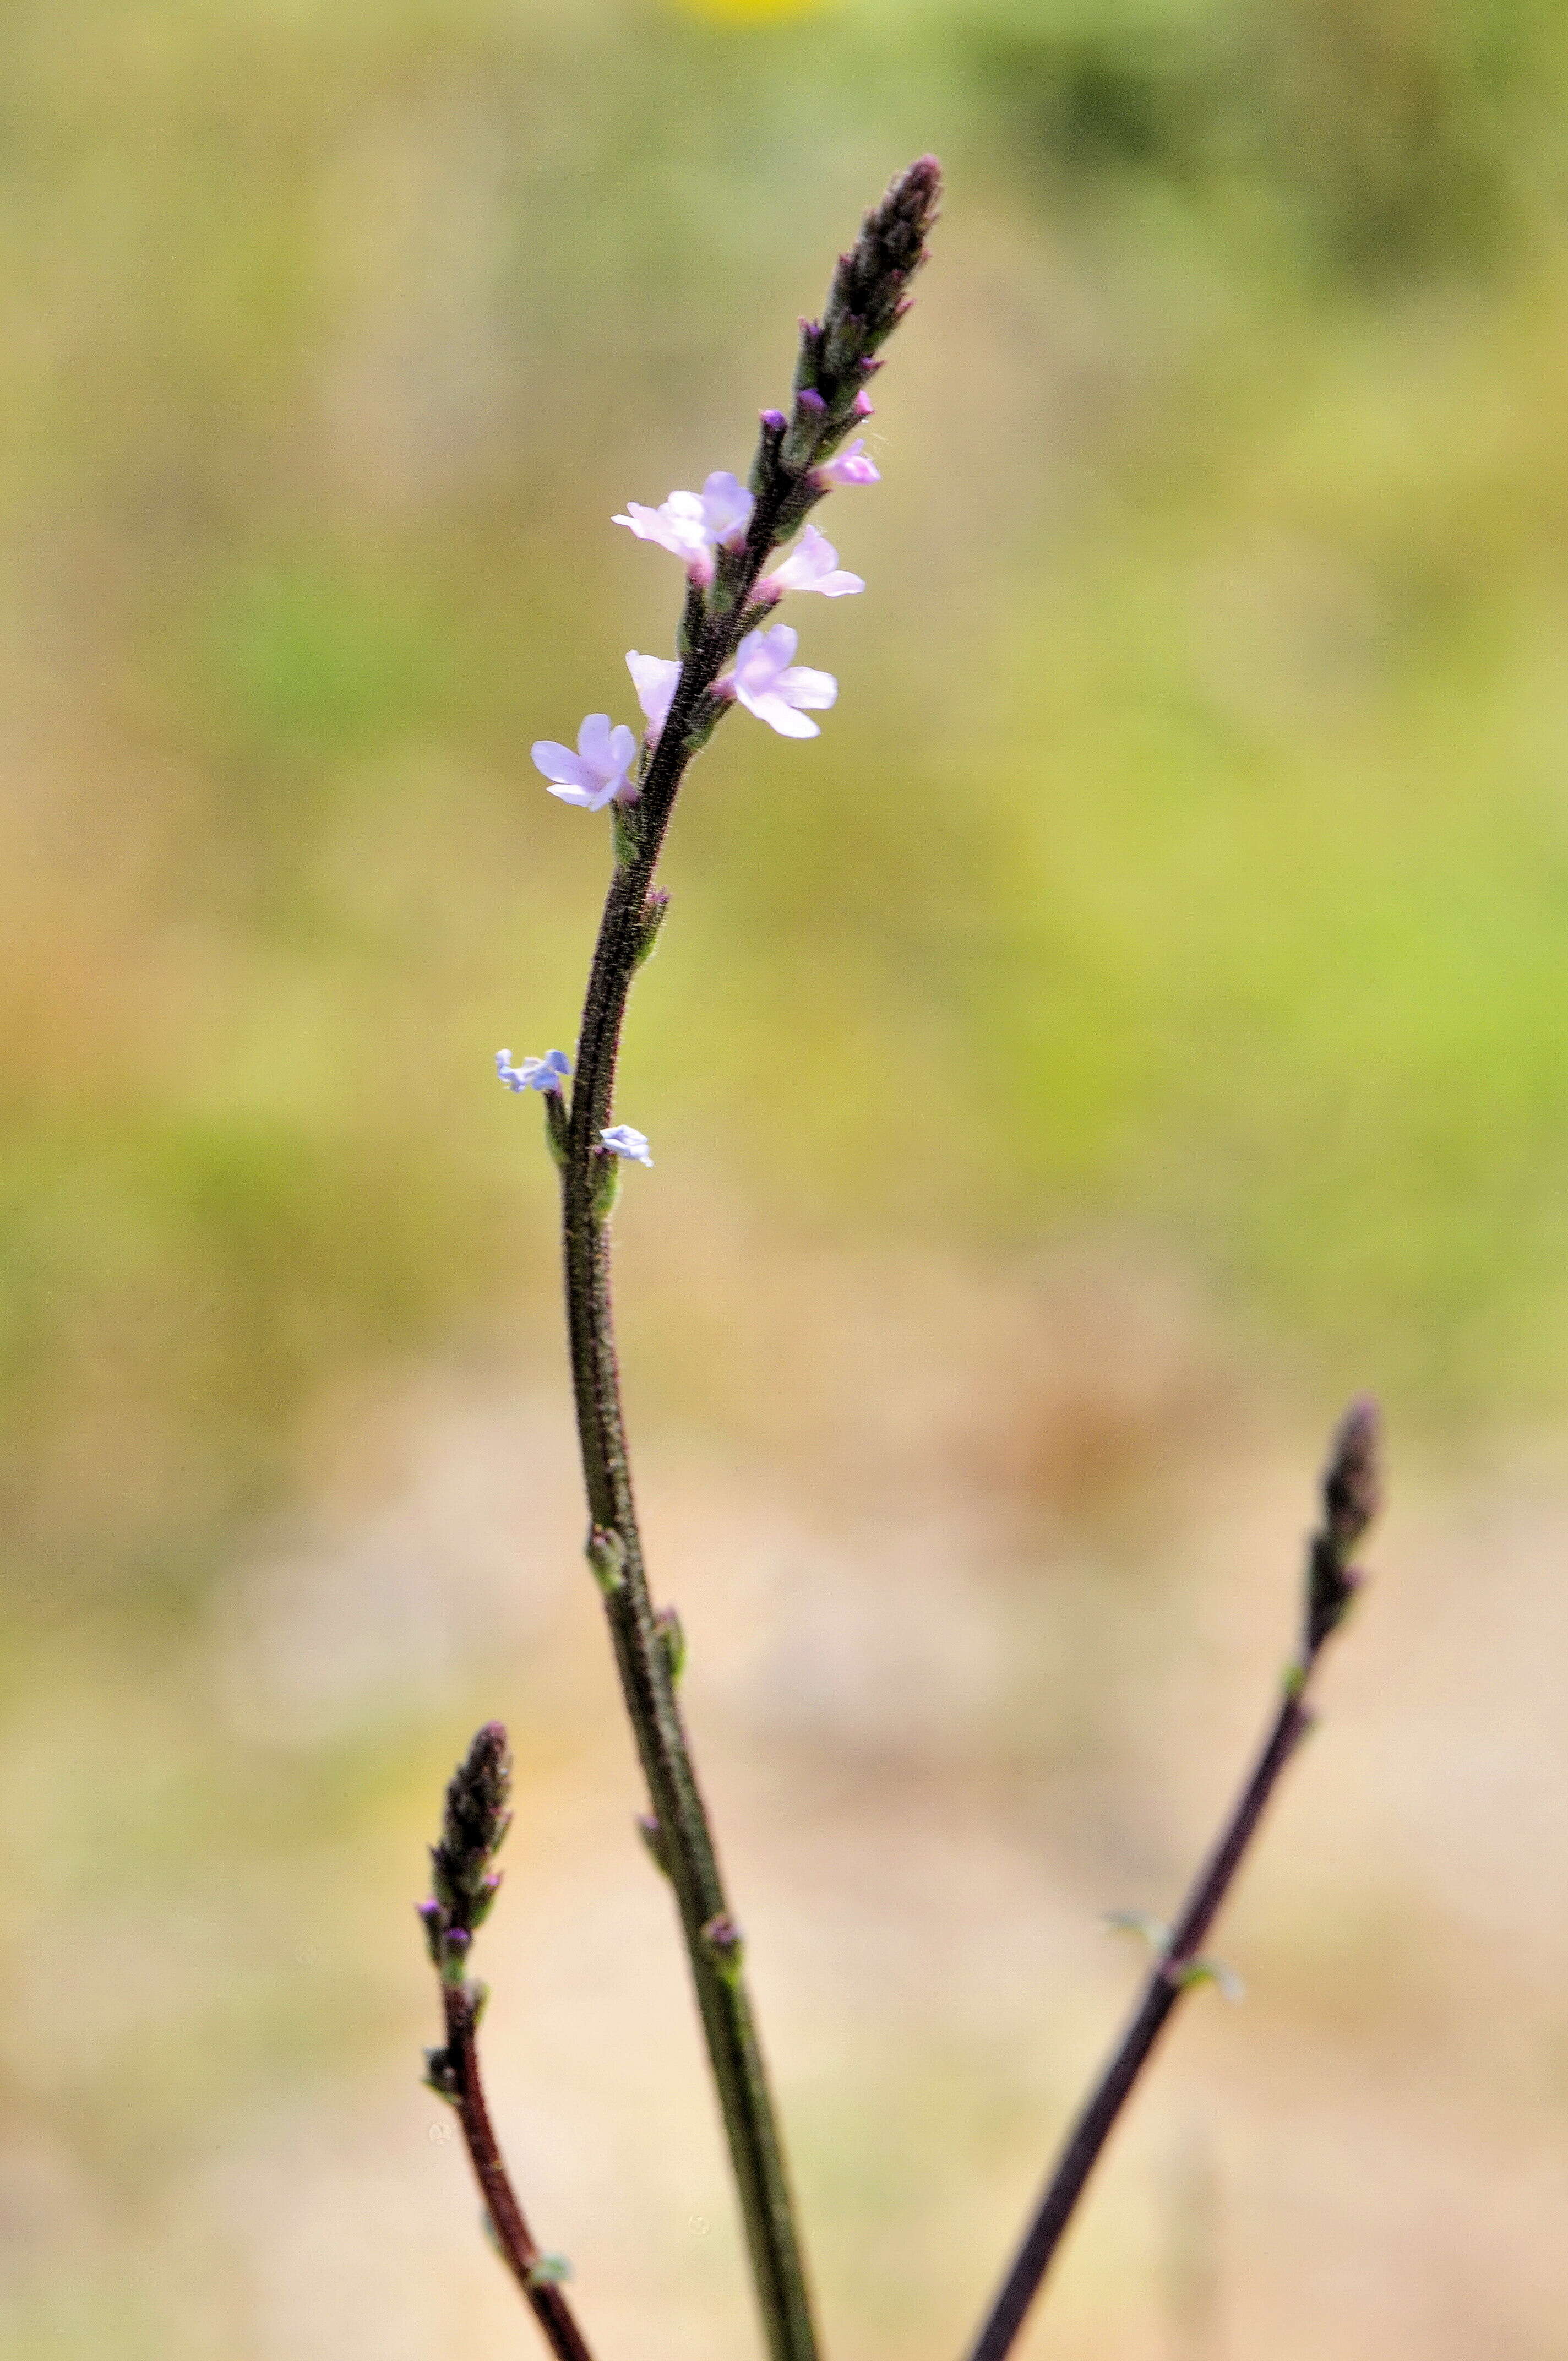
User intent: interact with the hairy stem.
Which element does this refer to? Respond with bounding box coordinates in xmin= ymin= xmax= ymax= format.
xmin=557 ymin=515 xmax=817 ymax=2361
xmin=441 ymin=1985 xmax=597 ymax=2361
xmin=961 ymin=1400 xmax=1381 ymax=2361
xmin=547 ymin=153 xmax=938 ymax=2361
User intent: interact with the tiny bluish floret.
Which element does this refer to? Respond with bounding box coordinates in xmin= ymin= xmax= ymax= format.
xmin=761 ymin=525 xmax=864 ymax=602
xmin=627 ymin=650 xmax=681 ymax=737
xmin=497 ymin=1048 xmax=571 ymax=1094
xmin=812 ymin=438 xmax=880 ymax=489
xmin=613 ymin=471 xmax=755 ymax=583
xmin=532 ymin=714 xmax=638 ymax=810
xmin=601 ymin=1124 xmax=653 ymax=1167
xmin=723 ymin=625 xmax=837 ymax=739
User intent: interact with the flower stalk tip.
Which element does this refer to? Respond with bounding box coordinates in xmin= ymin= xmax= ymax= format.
xmin=423 ymin=1722 xmax=514 ymax=1984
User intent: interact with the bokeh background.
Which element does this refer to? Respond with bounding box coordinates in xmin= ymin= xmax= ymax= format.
xmin=5 ymin=0 xmax=1568 ymax=2353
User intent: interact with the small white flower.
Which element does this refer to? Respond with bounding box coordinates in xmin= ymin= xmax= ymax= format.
xmin=497 ymin=1048 xmax=571 ymax=1094
xmin=812 ymin=437 xmax=880 ymax=489
xmin=613 ymin=471 xmax=755 ymax=579
xmin=601 ymin=1123 xmax=653 ymax=1166
xmin=760 ymin=524 xmax=864 ymax=601
xmin=532 ymin=714 xmax=638 ymax=810
xmin=725 ymin=624 xmax=837 ymax=740
xmin=627 ymin=650 xmax=681 ymax=737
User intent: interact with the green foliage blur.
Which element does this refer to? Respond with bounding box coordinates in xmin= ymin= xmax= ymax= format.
xmin=6 ymin=0 xmax=1568 ymax=1615
xmin=4 ymin=2 xmax=1568 ymax=2353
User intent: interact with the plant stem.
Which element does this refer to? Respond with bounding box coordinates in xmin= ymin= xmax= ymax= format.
xmin=548 ymin=161 xmax=940 ymax=2361
xmin=440 ymin=1983 xmax=597 ymax=2361
xmin=961 ymin=1400 xmax=1382 ymax=2361
xmin=557 ymin=504 xmax=818 ymax=2361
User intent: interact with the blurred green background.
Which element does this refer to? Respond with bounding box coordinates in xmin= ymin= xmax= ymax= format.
xmin=5 ymin=0 xmax=1568 ymax=2354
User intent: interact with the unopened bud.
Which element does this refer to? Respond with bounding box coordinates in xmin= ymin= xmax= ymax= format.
xmin=586 ymin=1524 xmax=628 ymax=1596
xmin=654 ymin=1603 xmax=687 ymax=1687
xmin=701 ymin=1911 xmax=745 ymax=1982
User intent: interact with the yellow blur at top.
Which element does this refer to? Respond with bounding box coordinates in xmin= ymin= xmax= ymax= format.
xmin=673 ymin=0 xmax=829 ymax=21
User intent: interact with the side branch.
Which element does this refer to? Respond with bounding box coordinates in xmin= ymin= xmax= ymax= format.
xmin=438 ymin=1986 xmax=596 ymax=2361
xmin=420 ymin=1725 xmax=598 ymax=2361
xmin=961 ymin=1399 xmax=1381 ymax=2361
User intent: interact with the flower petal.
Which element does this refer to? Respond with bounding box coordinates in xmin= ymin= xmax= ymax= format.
xmin=532 ymin=740 xmax=598 ymax=789
xmin=607 ymin=723 xmax=638 ymax=775
xmin=577 ymin=713 xmax=615 ymax=773
xmin=737 ymin=686 xmax=820 ymax=739
xmin=627 ymin=651 xmax=681 ymax=731
xmin=777 ymin=665 xmax=837 ymax=711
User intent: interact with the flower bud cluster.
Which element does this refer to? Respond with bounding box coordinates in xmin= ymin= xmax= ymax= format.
xmin=419 ymin=1721 xmax=513 ymax=1989
xmin=1304 ymin=1396 xmax=1381 ymax=1656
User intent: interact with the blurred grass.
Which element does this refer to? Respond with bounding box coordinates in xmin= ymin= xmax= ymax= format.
xmin=4 ymin=1 xmax=1568 ymax=2354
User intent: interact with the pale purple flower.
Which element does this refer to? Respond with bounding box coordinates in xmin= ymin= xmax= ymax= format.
xmin=813 ymin=437 xmax=880 ymax=489
xmin=532 ymin=714 xmax=638 ymax=810
xmin=725 ymin=624 xmax=837 ymax=740
xmin=627 ymin=650 xmax=680 ymax=737
xmin=613 ymin=471 xmax=755 ymax=580
xmin=497 ymin=1048 xmax=571 ymax=1094
xmin=760 ymin=524 xmax=864 ymax=601
xmin=601 ymin=1124 xmax=653 ymax=1166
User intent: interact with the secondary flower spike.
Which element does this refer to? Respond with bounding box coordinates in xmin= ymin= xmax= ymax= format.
xmin=497 ymin=1049 xmax=570 ymax=1095
xmin=723 ymin=625 xmax=837 ymax=739
xmin=760 ymin=525 xmax=864 ymax=601
xmin=532 ymin=714 xmax=638 ymax=810
xmin=613 ymin=471 xmax=755 ymax=580
xmin=601 ymin=1124 xmax=653 ymax=1166
xmin=627 ymin=650 xmax=681 ymax=736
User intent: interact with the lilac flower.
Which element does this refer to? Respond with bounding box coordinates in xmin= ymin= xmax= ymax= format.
xmin=601 ymin=1124 xmax=653 ymax=1166
xmin=613 ymin=471 xmax=755 ymax=580
xmin=497 ymin=1048 xmax=571 ymax=1094
xmin=812 ymin=437 xmax=880 ymax=489
xmin=724 ymin=625 xmax=837 ymax=739
xmin=532 ymin=714 xmax=638 ymax=810
xmin=759 ymin=524 xmax=864 ymax=602
xmin=627 ymin=650 xmax=681 ymax=737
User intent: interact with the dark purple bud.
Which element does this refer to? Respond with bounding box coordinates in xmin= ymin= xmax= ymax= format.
xmin=797 ymin=387 xmax=826 ymax=416
xmin=1304 ymin=1397 xmax=1382 ymax=1657
xmin=760 ymin=407 xmax=787 ymax=433
xmin=446 ymin=1927 xmax=471 ymax=1952
xmin=1323 ymin=1396 xmax=1381 ymax=1557
xmin=853 ymin=390 xmax=875 ymax=419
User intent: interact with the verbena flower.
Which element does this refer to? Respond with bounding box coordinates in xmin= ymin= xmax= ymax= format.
xmin=532 ymin=714 xmax=638 ymax=810
xmin=627 ymin=650 xmax=681 ymax=737
xmin=723 ymin=625 xmax=837 ymax=739
xmin=601 ymin=1123 xmax=653 ymax=1166
xmin=812 ymin=438 xmax=880 ymax=489
xmin=759 ymin=525 xmax=864 ymax=602
xmin=497 ymin=1048 xmax=571 ymax=1094
xmin=613 ymin=471 xmax=755 ymax=581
